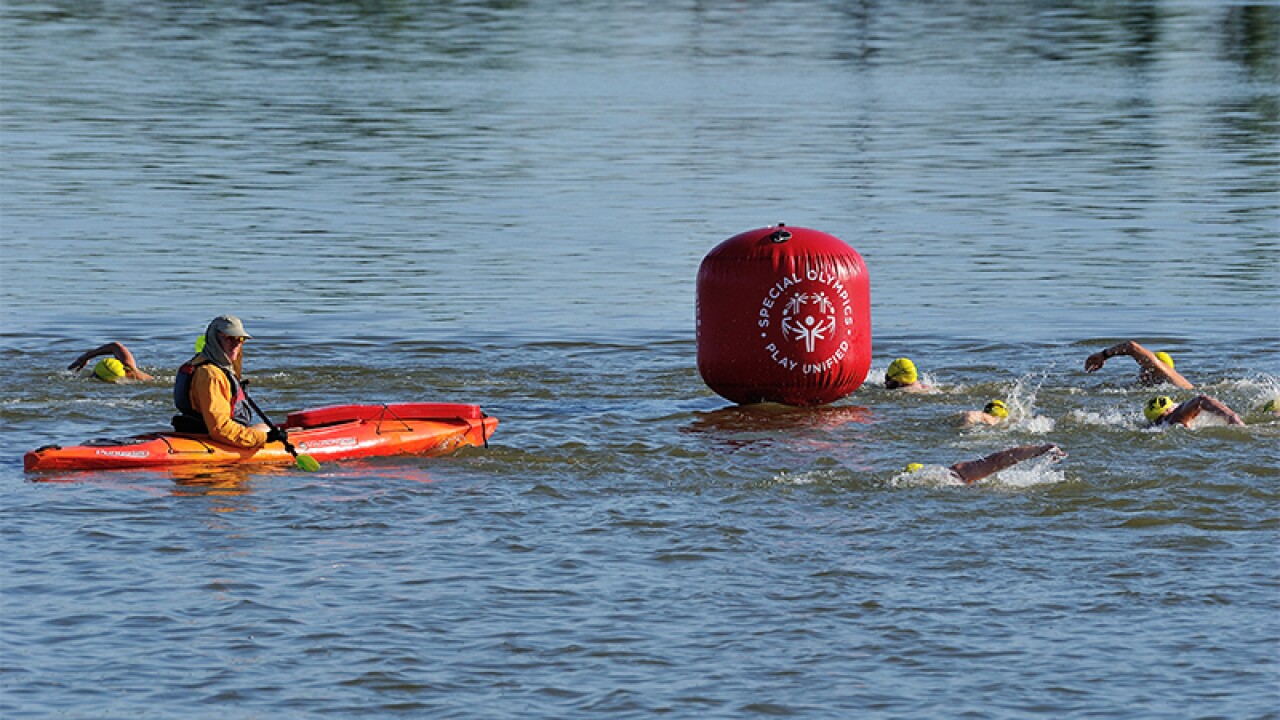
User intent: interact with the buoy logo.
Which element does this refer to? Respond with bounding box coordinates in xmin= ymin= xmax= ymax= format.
xmin=758 ymin=267 xmax=854 ymax=374
xmin=782 ymin=293 xmax=837 ymax=352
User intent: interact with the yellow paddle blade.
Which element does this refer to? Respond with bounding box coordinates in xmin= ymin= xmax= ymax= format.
xmin=295 ymin=454 xmax=321 ymax=472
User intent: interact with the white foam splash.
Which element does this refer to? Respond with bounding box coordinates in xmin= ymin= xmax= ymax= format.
xmin=890 ymin=456 xmax=1068 ymax=489
xmin=770 ymin=469 xmax=825 ymax=486
xmin=1013 ymin=415 xmax=1056 ymax=434
xmin=1184 ymin=412 xmax=1243 ymax=429
xmin=963 ymin=370 xmax=1057 ymax=433
xmin=1230 ymin=373 xmax=1280 ymax=416
xmin=980 ymin=458 xmax=1068 ymax=488
xmin=1067 ymin=407 xmax=1139 ymax=429
xmin=889 ymin=465 xmax=965 ymax=488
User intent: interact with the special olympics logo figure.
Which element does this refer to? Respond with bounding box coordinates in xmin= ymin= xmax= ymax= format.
xmin=781 ymin=292 xmax=837 ymax=353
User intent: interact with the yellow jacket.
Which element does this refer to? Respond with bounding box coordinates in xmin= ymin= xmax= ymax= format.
xmin=189 ymin=364 xmax=267 ymax=449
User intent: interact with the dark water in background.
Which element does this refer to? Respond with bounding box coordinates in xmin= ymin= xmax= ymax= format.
xmin=2 ymin=1 xmax=1279 ymax=717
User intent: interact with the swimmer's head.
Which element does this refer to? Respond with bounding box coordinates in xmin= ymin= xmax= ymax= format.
xmin=1260 ymin=398 xmax=1280 ymax=415
xmin=1144 ymin=395 xmax=1175 ymax=423
xmin=1154 ymin=351 xmax=1174 ymax=369
xmin=93 ymin=357 xmax=126 ymax=382
xmin=983 ymin=399 xmax=1009 ymax=418
xmin=905 ymin=463 xmax=924 ymax=473
xmin=885 ymin=358 xmax=918 ymax=388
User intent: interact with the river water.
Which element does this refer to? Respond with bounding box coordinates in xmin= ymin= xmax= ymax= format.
xmin=2 ymin=1 xmax=1278 ymax=717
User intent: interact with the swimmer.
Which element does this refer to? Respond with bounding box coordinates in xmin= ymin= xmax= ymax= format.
xmin=67 ymin=342 xmax=155 ymax=382
xmin=884 ymin=357 xmax=933 ymax=393
xmin=907 ymin=443 xmax=1066 ymax=486
xmin=960 ymin=399 xmax=1009 ymax=426
xmin=1260 ymin=398 xmax=1280 ymax=417
xmin=1143 ymin=395 xmax=1244 ymax=428
xmin=1084 ymin=340 xmax=1192 ymax=389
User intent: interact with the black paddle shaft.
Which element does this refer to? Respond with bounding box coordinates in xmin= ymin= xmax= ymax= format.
xmin=240 ymin=381 xmax=300 ymax=458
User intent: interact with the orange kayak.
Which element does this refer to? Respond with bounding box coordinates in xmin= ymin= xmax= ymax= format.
xmin=24 ymin=402 xmax=497 ymax=473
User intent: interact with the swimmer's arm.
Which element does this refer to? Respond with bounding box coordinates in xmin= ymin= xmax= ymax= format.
xmin=950 ymin=443 xmax=1065 ymax=485
xmin=110 ymin=343 xmax=154 ymax=380
xmin=73 ymin=342 xmax=155 ymax=380
xmin=68 ymin=343 xmax=117 ymax=371
xmin=1084 ymin=341 xmax=1193 ymax=389
xmin=69 ymin=341 xmax=154 ymax=380
xmin=1167 ymin=396 xmax=1245 ymax=427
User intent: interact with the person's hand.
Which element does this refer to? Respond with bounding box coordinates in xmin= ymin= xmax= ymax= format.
xmin=1046 ymin=444 xmax=1067 ymax=461
xmin=266 ymin=427 xmax=289 ymax=445
xmin=1084 ymin=352 xmax=1107 ymax=373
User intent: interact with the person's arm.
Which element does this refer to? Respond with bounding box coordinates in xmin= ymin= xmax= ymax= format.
xmin=67 ymin=341 xmax=154 ymax=380
xmin=1084 ymin=341 xmax=1193 ymax=389
xmin=950 ymin=444 xmax=1066 ymax=485
xmin=68 ymin=342 xmax=119 ymax=371
xmin=1165 ymin=396 xmax=1245 ymax=427
xmin=190 ymin=366 xmax=268 ymax=449
xmin=111 ymin=343 xmax=154 ymax=380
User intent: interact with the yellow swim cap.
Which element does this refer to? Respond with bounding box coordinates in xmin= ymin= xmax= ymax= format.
xmin=1144 ymin=395 xmax=1174 ymax=422
xmin=1154 ymin=351 xmax=1174 ymax=369
xmin=886 ymin=358 xmax=918 ymax=385
xmin=905 ymin=463 xmax=924 ymax=473
xmin=195 ymin=335 xmax=205 ymax=353
xmin=93 ymin=357 xmax=126 ymax=382
xmin=1260 ymin=398 xmax=1280 ymax=414
xmin=983 ymin=399 xmax=1009 ymax=418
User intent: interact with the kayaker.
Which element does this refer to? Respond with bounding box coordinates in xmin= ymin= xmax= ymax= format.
xmin=884 ymin=357 xmax=935 ymax=393
xmin=1084 ymin=340 xmax=1193 ymax=389
xmin=172 ymin=315 xmax=281 ymax=448
xmin=1143 ymin=395 xmax=1244 ymax=428
xmin=68 ymin=342 xmax=154 ymax=382
xmin=906 ymin=443 xmax=1067 ymax=485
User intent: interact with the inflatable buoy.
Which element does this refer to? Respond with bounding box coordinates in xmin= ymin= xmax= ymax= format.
xmin=696 ymin=224 xmax=871 ymax=406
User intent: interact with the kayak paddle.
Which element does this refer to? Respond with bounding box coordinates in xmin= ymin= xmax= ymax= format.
xmin=241 ymin=383 xmax=320 ymax=472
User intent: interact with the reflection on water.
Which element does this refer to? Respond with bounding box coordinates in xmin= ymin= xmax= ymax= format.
xmin=169 ymin=465 xmax=261 ymax=494
xmin=684 ymin=403 xmax=875 ymax=447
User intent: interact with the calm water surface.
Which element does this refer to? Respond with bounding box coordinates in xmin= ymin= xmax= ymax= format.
xmin=2 ymin=1 xmax=1278 ymax=718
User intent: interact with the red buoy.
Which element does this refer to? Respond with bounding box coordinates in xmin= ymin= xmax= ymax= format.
xmin=697 ymin=225 xmax=871 ymax=406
